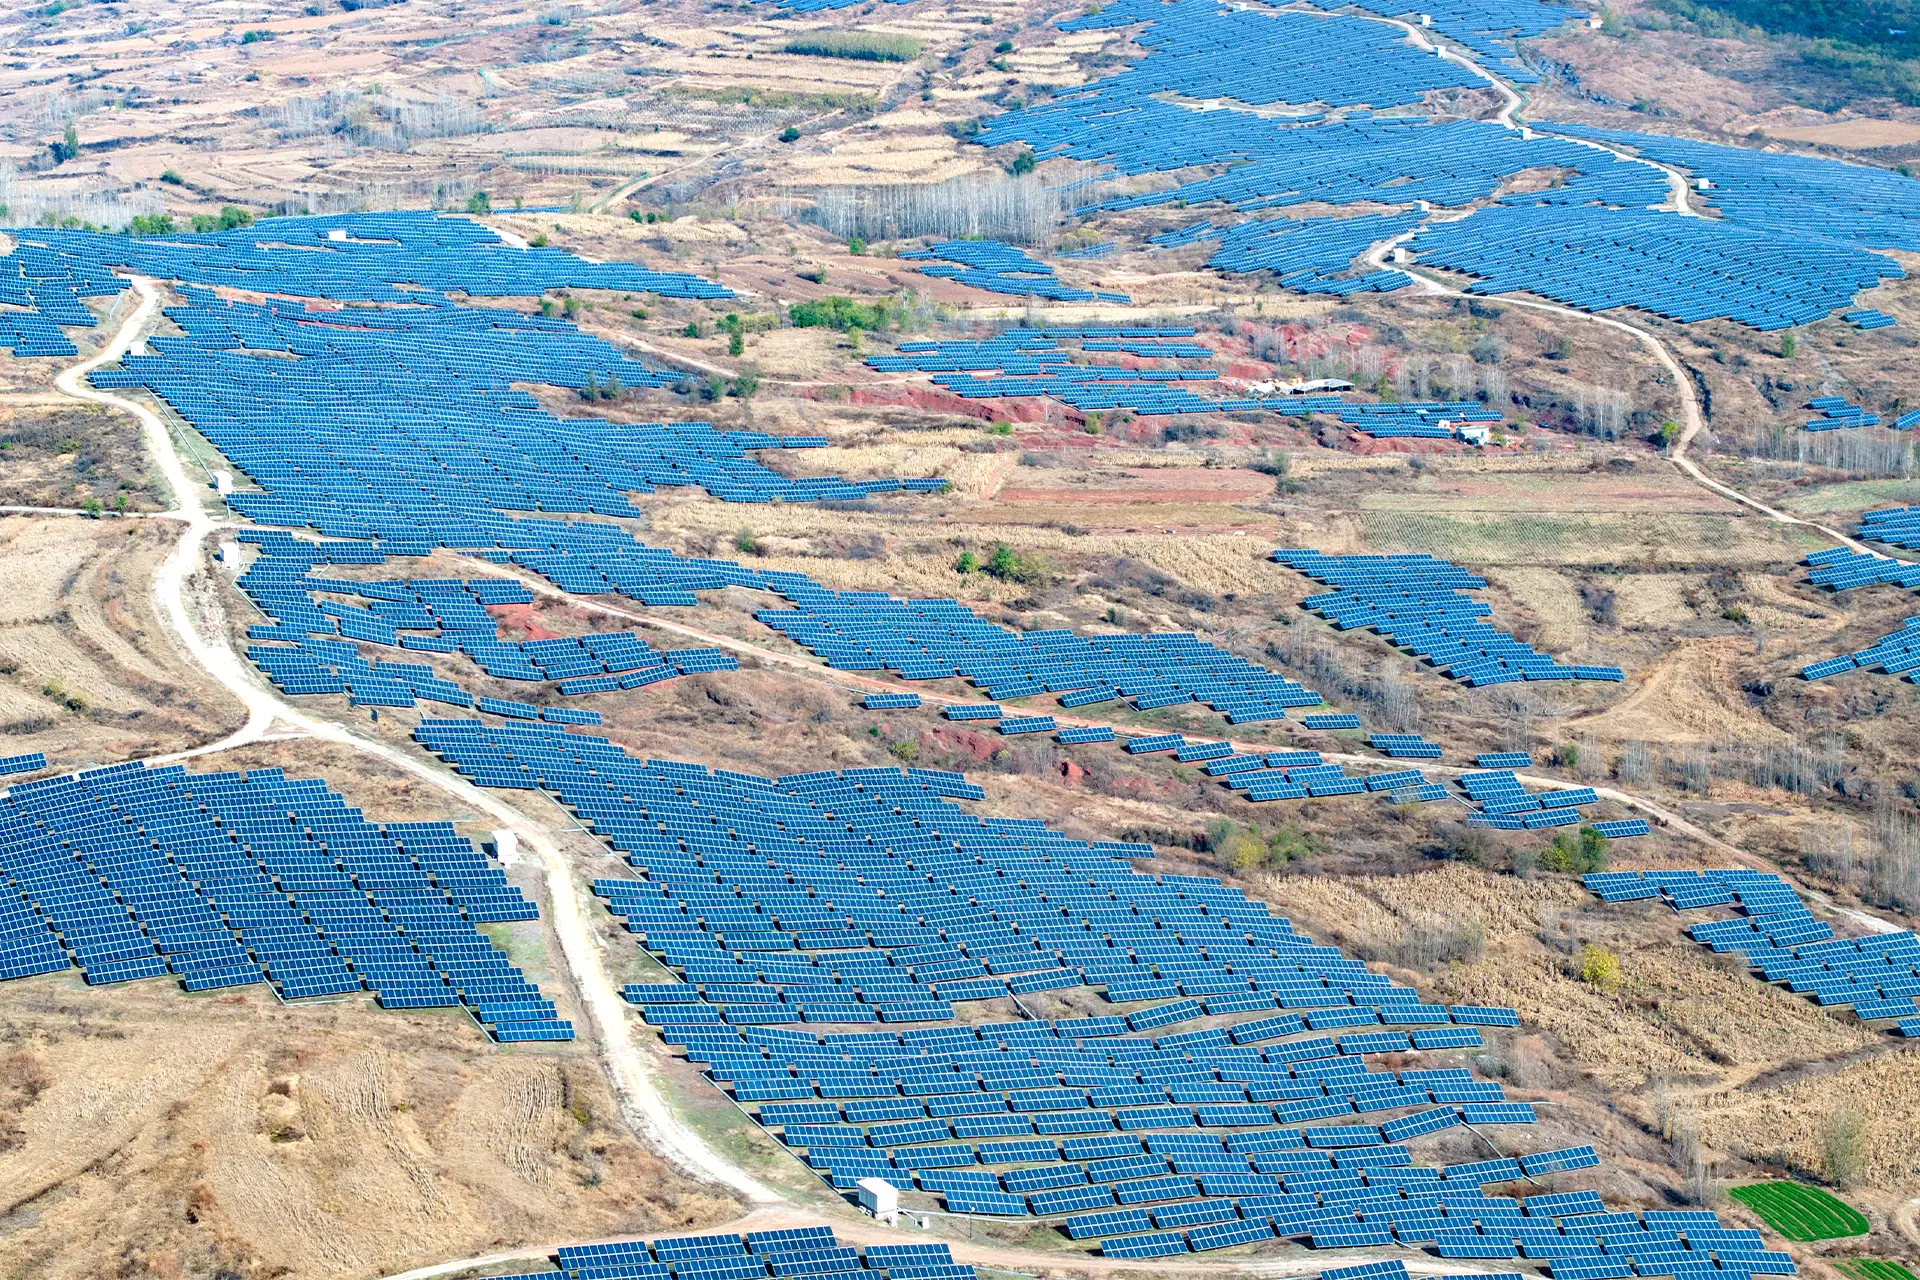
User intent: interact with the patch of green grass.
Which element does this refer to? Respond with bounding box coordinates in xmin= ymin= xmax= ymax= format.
xmin=1728 ymin=1181 xmax=1870 ymax=1241
xmin=1836 ymin=1262 xmax=1917 ymax=1280
xmin=782 ymin=29 xmax=921 ymax=61
xmin=1777 ymin=478 xmax=1920 ymax=515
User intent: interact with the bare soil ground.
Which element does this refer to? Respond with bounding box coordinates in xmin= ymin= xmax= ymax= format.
xmin=0 ymin=965 xmax=740 ymax=1280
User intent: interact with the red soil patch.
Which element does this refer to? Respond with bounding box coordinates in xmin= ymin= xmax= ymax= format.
xmin=1347 ymin=435 xmax=1467 ymax=457
xmin=486 ymin=602 xmax=563 ymax=640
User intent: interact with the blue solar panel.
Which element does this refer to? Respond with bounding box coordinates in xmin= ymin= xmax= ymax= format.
xmin=0 ymin=759 xmax=560 ymax=1040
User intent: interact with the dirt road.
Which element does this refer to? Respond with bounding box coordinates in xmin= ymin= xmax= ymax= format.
xmin=52 ymin=283 xmax=780 ymax=1208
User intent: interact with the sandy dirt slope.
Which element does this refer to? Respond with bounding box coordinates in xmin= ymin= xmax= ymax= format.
xmin=0 ymin=516 xmax=245 ymax=769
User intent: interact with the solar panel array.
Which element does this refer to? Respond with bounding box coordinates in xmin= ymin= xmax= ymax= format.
xmin=866 ymin=327 xmax=1236 ymax=418
xmin=1537 ymin=123 xmax=1920 ymax=254
xmin=0 ymin=236 xmax=129 ymax=357
xmin=865 ymin=693 xmax=924 ymax=711
xmin=1802 ymin=397 xmax=1881 ymax=432
xmin=396 ymin=715 xmax=1609 ymax=1243
xmin=1585 ymin=869 xmax=1920 ymax=1027
xmin=1332 ymin=0 xmax=1586 ymax=83
xmin=868 ymin=327 xmax=1507 ymax=430
xmin=1801 ymin=545 xmax=1920 ymax=593
xmin=947 ymin=1 xmax=1905 ymax=328
xmin=1205 ymin=213 xmax=1418 ymax=297
xmin=30 ymin=211 xmax=731 ymax=305
xmin=862 ymin=693 xmax=1450 ymax=811
xmin=1843 ymin=309 xmax=1897 ymax=330
xmin=755 ymin=588 xmax=1324 ymax=725
xmin=1456 ymin=770 xmax=1610 ymax=832
xmin=1333 ymin=400 xmax=1506 ymax=439
xmin=900 ymin=243 xmax=1131 ymax=304
xmin=88 ymin=287 xmax=925 ymax=516
xmin=0 ymin=760 xmax=569 ymax=1039
xmin=1855 ymin=506 xmax=1920 ymax=551
xmin=1410 ymin=205 xmax=1897 ymax=331
xmin=551 ymin=1227 xmax=971 ymax=1280
xmin=0 ymin=754 xmax=48 ymax=778
xmin=1798 ymin=616 xmax=1920 ymax=682
xmin=233 ymin=530 xmax=734 ymax=713
xmin=1047 ymin=0 xmax=1486 ymax=112
xmin=7 ymin=222 xmax=1342 ymax=747
xmin=1275 ymin=551 xmax=1626 ymax=685
xmin=1369 ymin=734 xmax=1443 ymax=760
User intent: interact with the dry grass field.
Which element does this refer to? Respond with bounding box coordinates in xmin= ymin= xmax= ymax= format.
xmin=0 ymin=517 xmax=244 ymax=769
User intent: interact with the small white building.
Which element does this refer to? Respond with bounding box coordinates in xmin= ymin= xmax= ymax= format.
xmin=856 ymin=1177 xmax=899 ymax=1225
xmin=1456 ymin=423 xmax=1493 ymax=446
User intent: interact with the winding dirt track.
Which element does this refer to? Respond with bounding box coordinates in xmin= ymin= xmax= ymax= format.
xmin=49 ymin=280 xmax=779 ymax=1208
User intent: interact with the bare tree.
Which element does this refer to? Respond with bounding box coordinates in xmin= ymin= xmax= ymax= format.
xmin=810 ymin=172 xmax=1066 ymax=245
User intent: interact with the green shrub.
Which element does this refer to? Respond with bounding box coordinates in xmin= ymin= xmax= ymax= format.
xmin=128 ymin=214 xmax=175 ymax=235
xmin=783 ymin=30 xmax=922 ymax=61
xmin=50 ymin=123 xmax=80 ymax=165
xmin=982 ymin=543 xmax=1047 ymax=585
xmin=1539 ymin=825 xmax=1609 ymax=874
xmin=1576 ymin=943 xmax=1622 ymax=989
xmin=788 ymin=295 xmax=890 ymax=332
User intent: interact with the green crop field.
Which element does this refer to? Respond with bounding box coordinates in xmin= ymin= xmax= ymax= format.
xmin=1728 ymin=1182 xmax=1870 ymax=1241
xmin=1836 ymin=1262 xmax=1917 ymax=1280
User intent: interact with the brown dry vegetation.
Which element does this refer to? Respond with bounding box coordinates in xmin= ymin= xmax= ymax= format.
xmin=0 ymin=398 xmax=163 ymax=512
